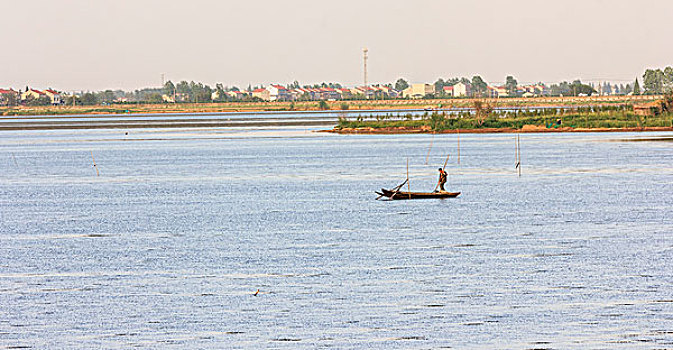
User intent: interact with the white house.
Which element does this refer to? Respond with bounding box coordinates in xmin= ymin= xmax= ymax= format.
xmin=452 ymin=82 xmax=470 ymax=97
xmin=402 ymin=84 xmax=435 ymax=99
xmin=267 ymin=84 xmax=290 ymax=101
xmin=43 ymin=89 xmax=62 ymax=104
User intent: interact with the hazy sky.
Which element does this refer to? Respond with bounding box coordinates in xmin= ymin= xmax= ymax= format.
xmin=3 ymin=0 xmax=672 ymax=91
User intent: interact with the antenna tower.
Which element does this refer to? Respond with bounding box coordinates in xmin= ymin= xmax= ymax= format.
xmin=363 ymin=48 xmax=368 ymax=87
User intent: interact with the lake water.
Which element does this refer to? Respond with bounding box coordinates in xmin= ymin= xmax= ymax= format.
xmin=1 ymin=122 xmax=672 ymax=348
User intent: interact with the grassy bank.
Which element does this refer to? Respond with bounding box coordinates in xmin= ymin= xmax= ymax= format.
xmin=0 ymin=95 xmax=663 ymax=117
xmin=337 ymin=105 xmax=673 ymax=131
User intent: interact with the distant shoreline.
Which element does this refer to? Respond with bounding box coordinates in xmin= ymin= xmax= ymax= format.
xmin=324 ymin=126 xmax=673 ymax=134
xmin=0 ymin=95 xmax=662 ymax=117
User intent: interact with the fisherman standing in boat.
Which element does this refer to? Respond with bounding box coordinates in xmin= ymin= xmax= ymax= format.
xmin=437 ymin=168 xmax=447 ymax=192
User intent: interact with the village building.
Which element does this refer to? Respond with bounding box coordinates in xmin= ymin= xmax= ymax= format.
xmin=403 ymin=84 xmax=435 ymax=99
xmin=487 ymin=86 xmax=508 ymax=98
xmin=336 ymin=88 xmax=352 ymax=99
xmin=521 ymin=84 xmax=545 ymax=96
xmin=21 ymin=89 xmax=46 ymax=101
xmin=267 ymin=84 xmax=290 ymax=101
xmin=451 ymin=82 xmax=470 ymax=97
xmin=252 ymin=88 xmax=270 ymax=101
xmin=226 ymin=90 xmax=248 ymax=99
xmin=291 ymin=88 xmax=305 ymax=100
xmin=318 ymin=87 xmax=340 ymax=100
xmin=442 ymin=86 xmax=454 ymax=97
xmin=43 ymin=89 xmax=62 ymax=104
xmin=376 ymin=85 xmax=400 ymax=98
xmin=0 ymin=89 xmax=20 ymax=105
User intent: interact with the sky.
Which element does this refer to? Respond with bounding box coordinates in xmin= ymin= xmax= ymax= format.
xmin=2 ymin=0 xmax=672 ymax=91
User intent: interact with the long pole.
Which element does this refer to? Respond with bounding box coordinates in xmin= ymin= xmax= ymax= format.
xmin=425 ymin=133 xmax=434 ymax=164
xmin=515 ymin=134 xmax=521 ymax=177
xmin=517 ymin=134 xmax=521 ymax=177
xmin=91 ymin=151 xmax=99 ymax=177
xmin=442 ymin=153 xmax=450 ymax=170
xmin=406 ymin=158 xmax=410 ymax=196
xmin=457 ymin=129 xmax=460 ymax=165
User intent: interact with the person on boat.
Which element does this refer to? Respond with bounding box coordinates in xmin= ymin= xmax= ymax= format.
xmin=437 ymin=168 xmax=447 ymax=192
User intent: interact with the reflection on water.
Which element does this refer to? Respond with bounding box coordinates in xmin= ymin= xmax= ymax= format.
xmin=0 ymin=126 xmax=672 ymax=348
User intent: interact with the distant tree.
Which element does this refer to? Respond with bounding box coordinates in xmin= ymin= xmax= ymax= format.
xmin=213 ymin=83 xmax=227 ymax=102
xmin=80 ymin=92 xmax=98 ymax=105
xmin=176 ymin=81 xmax=190 ymax=96
xmin=603 ymin=82 xmax=612 ymax=95
xmin=318 ymin=100 xmax=329 ymax=110
xmin=4 ymin=93 xmax=17 ymax=106
xmin=146 ymin=93 xmax=163 ymax=103
xmin=434 ymin=78 xmax=445 ymax=93
xmin=64 ymin=95 xmax=77 ymax=106
xmin=473 ymin=100 xmax=493 ymax=125
xmin=187 ymin=81 xmax=212 ymax=103
xmin=570 ymin=80 xmax=595 ymax=96
xmin=394 ymin=78 xmax=409 ymax=91
xmin=505 ymin=75 xmax=518 ymax=95
xmin=633 ymin=78 xmax=641 ymax=95
xmin=664 ymin=66 xmax=673 ymax=92
xmin=623 ymin=83 xmax=632 ymax=95
xmin=471 ymin=76 xmax=487 ymax=97
xmin=96 ymin=90 xmax=116 ymax=103
xmin=163 ymin=81 xmax=176 ymax=96
xmin=643 ymin=69 xmax=664 ymax=94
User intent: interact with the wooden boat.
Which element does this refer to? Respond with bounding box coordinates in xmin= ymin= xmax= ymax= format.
xmin=376 ymin=188 xmax=460 ymax=200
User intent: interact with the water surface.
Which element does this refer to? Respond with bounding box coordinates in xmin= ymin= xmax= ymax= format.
xmin=1 ymin=124 xmax=672 ymax=348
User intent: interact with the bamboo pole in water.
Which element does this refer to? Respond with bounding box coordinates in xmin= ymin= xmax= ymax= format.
xmin=406 ymin=158 xmax=410 ymax=197
xmin=517 ymin=134 xmax=521 ymax=177
xmin=515 ymin=134 xmax=521 ymax=177
xmin=425 ymin=133 xmax=434 ymax=165
xmin=457 ymin=129 xmax=460 ymax=165
xmin=91 ymin=151 xmax=99 ymax=177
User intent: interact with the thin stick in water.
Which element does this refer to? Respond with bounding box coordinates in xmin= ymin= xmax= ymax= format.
xmin=406 ymin=157 xmax=410 ymax=198
xmin=425 ymin=133 xmax=434 ymax=165
xmin=91 ymin=151 xmax=99 ymax=177
xmin=11 ymin=153 xmax=18 ymax=166
xmin=517 ymin=134 xmax=521 ymax=177
xmin=515 ymin=135 xmax=519 ymax=170
xmin=457 ymin=129 xmax=460 ymax=165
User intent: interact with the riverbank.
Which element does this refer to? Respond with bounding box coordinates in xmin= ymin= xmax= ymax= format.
xmin=326 ymin=125 xmax=673 ymax=134
xmin=329 ymin=102 xmax=673 ymax=134
xmin=0 ymin=95 xmax=662 ymax=117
